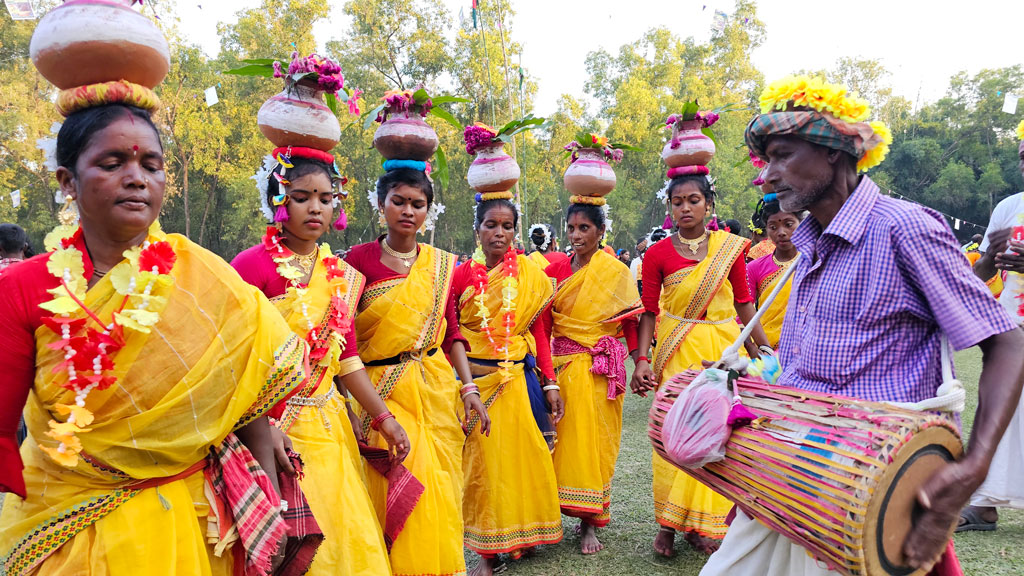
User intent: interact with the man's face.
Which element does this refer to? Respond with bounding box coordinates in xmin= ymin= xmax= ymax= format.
xmin=636 ymin=240 xmax=647 ymax=253
xmin=763 ymin=135 xmax=835 ymax=213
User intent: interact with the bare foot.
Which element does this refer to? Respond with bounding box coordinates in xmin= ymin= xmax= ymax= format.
xmin=653 ymin=526 xmax=675 ymax=558
xmin=469 ymin=555 xmax=496 ymax=576
xmin=580 ymin=521 xmax=604 ymax=555
xmin=683 ymin=530 xmax=720 ymax=555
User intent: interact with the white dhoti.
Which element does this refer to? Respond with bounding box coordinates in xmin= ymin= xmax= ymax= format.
xmin=699 ymin=510 xmax=838 ymax=576
xmin=971 ymin=393 xmax=1024 ymax=508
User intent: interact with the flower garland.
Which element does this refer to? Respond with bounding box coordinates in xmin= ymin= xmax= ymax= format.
xmin=39 ymin=227 xmax=177 ymax=467
xmin=469 ymin=246 xmax=519 ymax=381
xmin=758 ymin=75 xmax=892 ymax=172
xmin=262 ymin=227 xmax=351 ymax=365
xmin=563 ymin=133 xmax=627 ymax=163
xmin=528 ymin=223 xmax=551 ymax=251
xmin=1014 ymin=219 xmax=1024 ymax=320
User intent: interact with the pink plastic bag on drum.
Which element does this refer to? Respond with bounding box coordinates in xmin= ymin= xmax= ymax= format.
xmin=662 ymin=368 xmax=732 ymax=469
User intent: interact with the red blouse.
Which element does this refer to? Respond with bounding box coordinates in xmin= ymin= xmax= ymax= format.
xmin=0 ymin=248 xmax=81 ymax=497
xmin=641 ymin=236 xmax=753 ymax=316
xmin=539 ymin=257 xmax=639 ymax=352
xmin=344 ymin=240 xmax=467 ymax=354
xmin=449 ymin=261 xmax=556 ymax=380
xmin=541 ymin=251 xmax=570 ymax=266
xmin=230 ymin=244 xmax=360 ymax=362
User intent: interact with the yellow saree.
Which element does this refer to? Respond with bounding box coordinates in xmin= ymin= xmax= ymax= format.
xmin=458 ymin=254 xmax=562 ymax=556
xmin=528 ymin=250 xmax=550 ymax=269
xmin=266 ymin=256 xmax=392 ymax=576
xmin=651 ymin=230 xmax=746 ymax=538
xmin=550 ymin=249 xmax=641 ymax=527
xmin=0 ymin=229 xmax=305 ymax=576
xmin=354 ymin=244 xmax=465 ymax=576
xmin=754 ymin=257 xmax=795 ymax=349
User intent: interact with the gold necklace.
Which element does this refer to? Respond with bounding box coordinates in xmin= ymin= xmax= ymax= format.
xmin=290 ymin=245 xmax=318 ymax=276
xmin=677 ymin=230 xmax=708 ymax=255
xmin=381 ymin=237 xmax=417 ymax=267
xmin=773 ymin=252 xmax=796 ymax=268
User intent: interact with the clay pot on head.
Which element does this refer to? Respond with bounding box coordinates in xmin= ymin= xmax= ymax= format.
xmin=467 ymin=142 xmax=520 ymax=193
xmin=662 ymin=119 xmax=716 ymax=168
xmin=563 ymin=148 xmax=616 ymax=197
xmin=373 ymin=114 xmax=439 ymax=161
xmin=258 ymin=79 xmax=341 ymax=151
xmin=30 ymin=0 xmax=170 ymax=90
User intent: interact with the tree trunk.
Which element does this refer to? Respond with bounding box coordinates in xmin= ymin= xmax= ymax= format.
xmin=182 ymin=153 xmax=191 ymax=238
xmin=199 ymin=144 xmax=224 ymax=246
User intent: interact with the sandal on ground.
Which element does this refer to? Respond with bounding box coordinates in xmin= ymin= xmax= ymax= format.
xmin=955 ymin=506 xmax=997 ymax=533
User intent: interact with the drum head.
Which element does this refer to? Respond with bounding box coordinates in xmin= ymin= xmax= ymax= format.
xmin=864 ymin=425 xmax=963 ymax=576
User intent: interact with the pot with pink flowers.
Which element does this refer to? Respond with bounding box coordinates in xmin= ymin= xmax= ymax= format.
xmin=227 ymin=52 xmax=362 ymax=151
xmin=563 ymin=132 xmax=637 ymax=198
xmin=463 ymin=116 xmax=545 ymax=193
xmin=367 ymin=88 xmax=468 ymax=161
xmin=662 ymin=101 xmax=721 ymax=169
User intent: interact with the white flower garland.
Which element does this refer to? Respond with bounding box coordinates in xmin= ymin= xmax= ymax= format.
xmin=528 ymin=223 xmax=551 ymax=250
xmin=253 ymin=154 xmax=278 ymax=222
xmin=368 ymin=187 xmax=445 ymax=233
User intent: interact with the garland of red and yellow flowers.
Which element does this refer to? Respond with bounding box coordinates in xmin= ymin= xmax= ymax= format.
xmin=469 ymin=245 xmax=518 ymax=381
xmin=40 ymin=227 xmax=177 ymax=467
xmin=262 ymin=227 xmax=352 ymax=364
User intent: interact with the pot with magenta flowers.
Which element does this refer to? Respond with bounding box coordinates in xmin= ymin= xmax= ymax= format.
xmin=463 ymin=115 xmax=546 ymax=193
xmin=563 ymin=133 xmax=638 ymax=197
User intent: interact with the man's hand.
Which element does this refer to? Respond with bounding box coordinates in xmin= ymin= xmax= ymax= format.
xmin=902 ymin=460 xmax=986 ymax=571
xmin=995 ymin=238 xmax=1024 ymax=273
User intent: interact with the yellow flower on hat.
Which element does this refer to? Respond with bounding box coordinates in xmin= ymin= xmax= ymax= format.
xmin=759 ymin=75 xmax=870 ymax=123
xmin=1017 ymin=119 xmax=1024 ymax=141
xmin=857 ymin=121 xmax=894 ymax=173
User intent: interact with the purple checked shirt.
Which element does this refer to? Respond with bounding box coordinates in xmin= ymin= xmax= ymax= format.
xmin=777 ymin=177 xmax=1017 ymax=403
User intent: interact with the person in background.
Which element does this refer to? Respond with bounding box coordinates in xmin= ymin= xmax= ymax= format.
xmin=458 ymin=253 xmax=470 ymax=266
xmin=724 ymin=219 xmax=744 ymax=237
xmin=528 ymin=223 xmax=569 ymax=268
xmin=0 ymin=223 xmax=32 ymax=273
xmin=618 ymin=249 xmax=631 ymax=265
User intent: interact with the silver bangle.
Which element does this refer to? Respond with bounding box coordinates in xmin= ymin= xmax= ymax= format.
xmin=460 ymin=390 xmax=481 ymax=399
xmin=758 ymin=345 xmax=776 ymax=357
xmin=542 ymin=385 xmax=560 ymax=392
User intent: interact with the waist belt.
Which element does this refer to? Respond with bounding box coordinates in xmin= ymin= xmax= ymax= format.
xmin=286 ymin=386 xmax=339 ymax=431
xmin=364 ymin=347 xmax=439 ymax=367
xmin=664 ymin=312 xmax=734 ymax=325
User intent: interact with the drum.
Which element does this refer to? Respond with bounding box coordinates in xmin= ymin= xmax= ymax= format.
xmin=649 ymin=370 xmax=963 ymax=576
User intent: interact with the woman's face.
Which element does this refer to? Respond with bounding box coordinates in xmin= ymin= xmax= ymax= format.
xmin=57 ymin=114 xmax=165 ymax=241
xmin=765 ymin=211 xmax=800 ymax=252
xmin=668 ymin=181 xmax=709 ymax=233
xmin=476 ymin=205 xmax=516 ymax=261
xmin=379 ymin=184 xmax=428 ymax=236
xmin=566 ymin=211 xmax=604 ymax=258
xmin=281 ymin=171 xmax=334 ymax=244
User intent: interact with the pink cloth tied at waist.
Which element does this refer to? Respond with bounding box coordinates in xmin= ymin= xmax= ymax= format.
xmin=552 ymin=335 xmax=628 ymax=399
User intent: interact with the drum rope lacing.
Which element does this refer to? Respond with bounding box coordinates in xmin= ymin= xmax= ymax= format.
xmin=713 ymin=261 xmax=964 ymax=414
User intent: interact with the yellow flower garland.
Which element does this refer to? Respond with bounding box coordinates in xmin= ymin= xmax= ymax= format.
xmin=759 ymin=75 xmax=892 ymax=172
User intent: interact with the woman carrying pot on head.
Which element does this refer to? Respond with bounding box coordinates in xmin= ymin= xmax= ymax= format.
xmin=232 ymin=143 xmax=410 ymax=574
xmin=454 ymin=195 xmax=564 ymax=576
xmin=631 ymin=174 xmax=773 ymax=557
xmin=0 ymin=6 xmax=307 ymax=572
xmin=540 ymin=198 xmax=642 ymax=555
xmin=345 ymin=167 xmax=490 ymax=576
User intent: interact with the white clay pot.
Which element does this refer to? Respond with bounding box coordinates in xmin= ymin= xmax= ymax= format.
xmin=30 ymin=0 xmax=170 ymax=90
xmin=563 ymin=148 xmax=616 ymax=197
xmin=467 ymin=143 xmax=520 ymax=193
xmin=257 ymin=80 xmax=341 ymax=151
xmin=662 ymin=119 xmax=716 ymax=168
xmin=373 ymin=114 xmax=439 ymax=161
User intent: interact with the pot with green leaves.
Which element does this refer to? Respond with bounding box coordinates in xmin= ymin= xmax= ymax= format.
xmin=463 ymin=117 xmax=545 ymax=193
xmin=562 ymin=133 xmax=634 ymax=197
xmin=258 ymin=78 xmax=341 ymax=151
xmin=662 ymin=118 xmax=716 ymax=168
xmin=30 ymin=0 xmax=170 ymax=90
xmin=369 ymin=88 xmax=470 ymax=161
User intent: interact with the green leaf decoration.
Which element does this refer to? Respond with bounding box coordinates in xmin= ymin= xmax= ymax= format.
xmin=324 ymin=93 xmax=339 ymax=116
xmin=429 ymin=106 xmax=463 ymax=131
xmin=412 ymin=88 xmax=431 ymax=104
xmin=239 ymin=58 xmax=280 ymax=66
xmin=434 ymin=146 xmax=449 ymax=191
xmin=223 ymin=64 xmax=276 ymax=77
xmin=701 ymin=126 xmax=719 ymax=146
xmin=363 ymin=104 xmax=387 ymax=130
xmin=430 ymin=95 xmax=471 ymax=105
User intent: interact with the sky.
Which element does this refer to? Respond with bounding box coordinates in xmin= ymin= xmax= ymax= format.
xmin=171 ymin=0 xmax=1024 ymax=117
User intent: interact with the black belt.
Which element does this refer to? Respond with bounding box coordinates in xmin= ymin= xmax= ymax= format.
xmin=364 ymin=347 xmax=439 ymax=367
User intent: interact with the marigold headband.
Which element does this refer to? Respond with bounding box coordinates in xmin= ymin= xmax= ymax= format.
xmin=745 ymin=75 xmax=892 ymax=173
xmin=56 ymin=80 xmax=161 ymax=117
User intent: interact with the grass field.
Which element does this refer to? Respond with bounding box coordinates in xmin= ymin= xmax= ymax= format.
xmin=476 ymin=348 xmax=1024 ymax=575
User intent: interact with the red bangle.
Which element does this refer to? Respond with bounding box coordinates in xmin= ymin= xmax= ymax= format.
xmin=637 ymin=356 xmax=650 ymax=364
xmin=370 ymin=411 xmax=395 ymax=432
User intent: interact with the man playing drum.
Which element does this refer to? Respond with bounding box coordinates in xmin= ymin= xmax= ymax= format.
xmin=700 ymin=76 xmax=1024 ymax=575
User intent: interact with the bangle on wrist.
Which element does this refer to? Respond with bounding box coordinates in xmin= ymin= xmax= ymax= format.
xmin=757 ymin=345 xmax=775 ymax=357
xmin=370 ymin=411 xmax=396 ymax=432
xmin=637 ymin=356 xmax=650 ymax=364
xmin=542 ymin=384 xmax=560 ymax=392
xmin=460 ymin=384 xmax=480 ymax=399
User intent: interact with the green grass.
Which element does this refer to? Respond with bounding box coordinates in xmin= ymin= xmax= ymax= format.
xmin=471 ymin=349 xmax=1024 ymax=575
